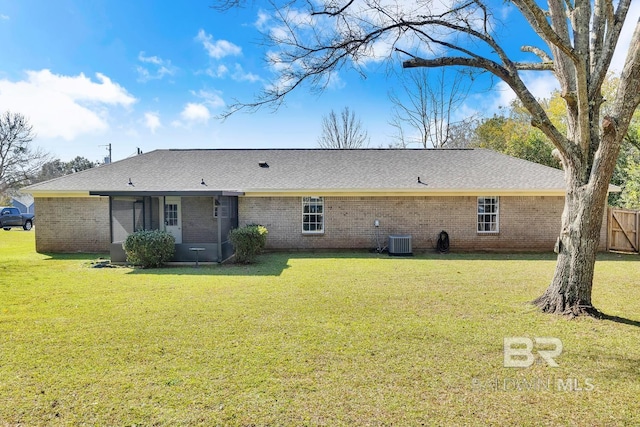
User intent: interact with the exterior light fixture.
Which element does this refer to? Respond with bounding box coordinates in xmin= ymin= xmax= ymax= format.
xmin=128 ymin=178 xmax=134 ymax=186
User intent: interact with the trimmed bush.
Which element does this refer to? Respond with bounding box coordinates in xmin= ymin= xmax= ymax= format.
xmin=228 ymin=225 xmax=268 ymax=263
xmin=123 ymin=230 xmax=175 ymax=268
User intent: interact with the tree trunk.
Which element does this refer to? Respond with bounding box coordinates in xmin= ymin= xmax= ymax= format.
xmin=534 ymin=171 xmax=607 ymax=317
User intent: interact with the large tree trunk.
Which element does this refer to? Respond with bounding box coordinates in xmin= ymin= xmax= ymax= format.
xmin=534 ymin=191 xmax=604 ymax=317
xmin=534 ymin=134 xmax=619 ymax=317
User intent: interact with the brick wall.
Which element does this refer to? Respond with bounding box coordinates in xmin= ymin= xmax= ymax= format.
xmin=33 ymin=194 xmax=609 ymax=254
xmin=34 ymin=197 xmax=110 ymax=253
xmin=239 ymin=195 xmax=607 ymax=252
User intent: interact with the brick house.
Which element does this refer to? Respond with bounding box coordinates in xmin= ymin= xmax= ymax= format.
xmin=24 ymin=148 xmax=608 ymax=262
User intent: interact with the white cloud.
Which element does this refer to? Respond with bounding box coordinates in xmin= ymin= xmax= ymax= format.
xmin=192 ymin=89 xmax=225 ymax=109
xmin=180 ymin=103 xmax=211 ymax=124
xmin=231 ymin=64 xmax=261 ymax=83
xmin=254 ymin=10 xmax=269 ymax=30
xmin=136 ymin=52 xmax=177 ymax=82
xmin=204 ymin=64 xmax=229 ymax=78
xmin=202 ymin=63 xmax=261 ymax=83
xmin=0 ymin=14 xmax=9 ymax=20
xmin=195 ymin=29 xmax=241 ymax=59
xmin=325 ymin=71 xmax=345 ymax=90
xmin=0 ymin=69 xmax=136 ymax=140
xmin=143 ymin=112 xmax=161 ymax=133
xmin=138 ymin=52 xmax=163 ymax=65
xmin=468 ymin=71 xmax=559 ymax=117
xmin=171 ymin=89 xmax=225 ymax=128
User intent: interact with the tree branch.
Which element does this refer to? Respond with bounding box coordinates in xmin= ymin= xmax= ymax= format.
xmin=512 ymin=0 xmax=579 ymax=64
xmin=401 ymin=55 xmax=573 ymax=159
xmin=311 ymin=0 xmax=356 ymax=17
xmin=514 ymin=62 xmax=555 ymax=71
xmin=591 ymin=19 xmax=640 ymax=194
xmin=590 ymin=0 xmax=632 ymax=99
xmin=521 ymin=45 xmax=553 ymax=63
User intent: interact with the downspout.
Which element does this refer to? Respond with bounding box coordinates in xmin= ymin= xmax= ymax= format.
xmin=216 ymin=196 xmax=222 ymax=263
xmin=161 ymin=196 xmax=165 ymax=232
xmin=108 ymin=196 xmax=113 ymax=245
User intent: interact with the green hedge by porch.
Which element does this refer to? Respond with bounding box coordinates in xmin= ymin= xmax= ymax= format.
xmin=229 ymin=225 xmax=268 ymax=263
xmin=123 ymin=230 xmax=176 ymax=268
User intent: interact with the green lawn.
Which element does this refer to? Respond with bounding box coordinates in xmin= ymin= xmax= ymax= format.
xmin=1 ymin=231 xmax=640 ymax=426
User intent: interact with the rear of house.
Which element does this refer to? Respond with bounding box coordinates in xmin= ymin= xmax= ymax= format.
xmin=25 ymin=148 xmax=608 ymax=261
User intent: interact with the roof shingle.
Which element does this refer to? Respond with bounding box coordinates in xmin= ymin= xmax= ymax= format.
xmin=25 ymin=148 xmax=566 ymax=194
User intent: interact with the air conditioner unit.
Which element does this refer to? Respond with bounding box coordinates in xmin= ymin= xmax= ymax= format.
xmin=388 ymin=235 xmax=412 ymax=256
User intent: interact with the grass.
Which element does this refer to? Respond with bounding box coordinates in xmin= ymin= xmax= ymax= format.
xmin=1 ymin=231 xmax=640 ymax=426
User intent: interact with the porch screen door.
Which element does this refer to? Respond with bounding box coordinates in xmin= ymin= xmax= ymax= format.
xmin=164 ymin=197 xmax=182 ymax=243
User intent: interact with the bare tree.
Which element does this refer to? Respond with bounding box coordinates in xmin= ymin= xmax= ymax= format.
xmin=318 ymin=107 xmax=369 ymax=149
xmin=216 ymin=1 xmax=640 ymax=317
xmin=0 ymin=111 xmax=49 ymax=193
xmin=389 ymin=68 xmax=472 ymax=148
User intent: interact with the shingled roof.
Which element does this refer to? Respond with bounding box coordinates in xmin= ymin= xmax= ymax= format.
xmin=25 ymin=148 xmax=567 ymax=195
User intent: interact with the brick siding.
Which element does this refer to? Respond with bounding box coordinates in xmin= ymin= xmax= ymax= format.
xmin=34 ymin=197 xmax=110 ymax=253
xmin=239 ymin=195 xmax=608 ymax=252
xmin=33 ymin=195 xmax=608 ymax=254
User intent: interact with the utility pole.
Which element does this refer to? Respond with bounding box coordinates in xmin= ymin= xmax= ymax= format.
xmin=99 ymin=143 xmax=112 ymax=164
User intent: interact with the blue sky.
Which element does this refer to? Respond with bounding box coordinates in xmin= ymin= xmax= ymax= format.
xmin=0 ymin=0 xmax=637 ymax=163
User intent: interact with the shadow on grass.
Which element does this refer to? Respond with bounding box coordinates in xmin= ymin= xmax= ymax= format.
xmin=126 ymin=253 xmax=292 ymax=277
xmin=41 ymin=252 xmax=109 ymax=261
xmin=38 ymin=250 xmax=640 ymax=278
xmin=280 ymin=250 xmax=561 ymax=261
xmin=599 ymin=313 xmax=640 ymax=328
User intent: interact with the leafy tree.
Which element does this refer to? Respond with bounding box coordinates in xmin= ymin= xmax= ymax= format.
xmin=66 ymin=156 xmax=96 ymax=173
xmin=476 ymin=83 xmax=640 ymax=204
xmin=33 ymin=156 xmax=97 ymax=183
xmin=0 ymin=111 xmax=49 ymax=193
xmin=613 ymin=113 xmax=640 ymax=207
xmin=216 ymin=1 xmax=640 ymax=317
xmin=618 ymin=162 xmax=640 ymax=209
xmin=318 ymin=107 xmax=369 ymax=149
xmin=36 ymin=159 xmax=68 ymax=182
xmin=473 ymin=102 xmax=559 ymax=169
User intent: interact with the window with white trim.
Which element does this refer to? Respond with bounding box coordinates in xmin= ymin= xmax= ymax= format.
xmin=302 ymin=197 xmax=324 ymax=234
xmin=164 ymin=203 xmax=178 ymax=226
xmin=477 ymin=196 xmax=499 ymax=233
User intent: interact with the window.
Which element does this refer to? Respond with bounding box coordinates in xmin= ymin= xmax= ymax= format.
xmin=164 ymin=203 xmax=178 ymax=226
xmin=302 ymin=197 xmax=324 ymax=234
xmin=477 ymin=197 xmax=499 ymax=233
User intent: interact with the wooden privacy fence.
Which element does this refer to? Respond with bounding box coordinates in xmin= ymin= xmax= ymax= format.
xmin=608 ymin=207 xmax=640 ymax=253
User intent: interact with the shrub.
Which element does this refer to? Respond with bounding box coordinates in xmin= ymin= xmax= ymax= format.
xmin=123 ymin=230 xmax=175 ymax=268
xmin=228 ymin=225 xmax=268 ymax=263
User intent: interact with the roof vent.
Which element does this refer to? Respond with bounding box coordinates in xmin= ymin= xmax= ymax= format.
xmin=388 ymin=235 xmax=412 ymax=256
xmin=259 ymin=161 xmax=269 ymax=168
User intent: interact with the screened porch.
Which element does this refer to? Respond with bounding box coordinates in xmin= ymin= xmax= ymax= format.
xmin=89 ymin=191 xmax=241 ymax=263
